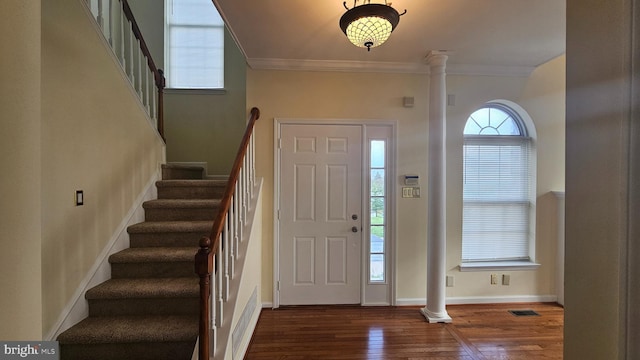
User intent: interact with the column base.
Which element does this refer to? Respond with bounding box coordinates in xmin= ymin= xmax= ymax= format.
xmin=420 ymin=307 xmax=452 ymax=323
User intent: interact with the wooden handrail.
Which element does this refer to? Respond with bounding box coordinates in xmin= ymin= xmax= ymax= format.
xmin=121 ymin=0 xmax=166 ymax=141
xmin=195 ymin=107 xmax=260 ymax=359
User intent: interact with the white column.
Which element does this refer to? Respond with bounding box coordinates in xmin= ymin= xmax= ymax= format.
xmin=421 ymin=51 xmax=452 ymax=323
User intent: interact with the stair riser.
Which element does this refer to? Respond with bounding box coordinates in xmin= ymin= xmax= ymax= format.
xmin=88 ymin=298 xmax=199 ymax=317
xmin=162 ymin=166 xmax=204 ymax=180
xmin=60 ymin=341 xmax=196 ymax=360
xmin=129 ymin=232 xmax=207 ymax=248
xmin=144 ymin=207 xmax=218 ymax=222
xmin=157 ymin=186 xmax=225 ymax=199
xmin=111 ymin=262 xmax=197 ymax=279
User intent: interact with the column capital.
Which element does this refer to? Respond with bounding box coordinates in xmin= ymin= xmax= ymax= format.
xmin=425 ymin=50 xmax=450 ymax=67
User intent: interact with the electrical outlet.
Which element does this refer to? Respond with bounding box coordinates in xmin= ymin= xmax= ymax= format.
xmin=490 ymin=274 xmax=498 ymax=285
xmin=502 ymin=274 xmax=510 ymax=286
xmin=446 ymin=275 xmax=454 ymax=287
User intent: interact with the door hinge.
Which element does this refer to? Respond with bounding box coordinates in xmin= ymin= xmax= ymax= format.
xmin=277 ymin=209 xmax=281 ymax=220
xmin=277 ymin=281 xmax=280 ymax=291
xmin=278 ymin=138 xmax=282 ymax=149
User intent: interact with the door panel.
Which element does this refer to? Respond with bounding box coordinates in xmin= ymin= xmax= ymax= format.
xmin=279 ymin=124 xmax=362 ymax=305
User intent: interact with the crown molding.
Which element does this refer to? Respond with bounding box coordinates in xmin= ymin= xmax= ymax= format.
xmin=247 ymin=57 xmax=535 ymax=77
xmin=447 ymin=63 xmax=535 ymax=77
xmin=247 ymin=58 xmax=430 ymax=74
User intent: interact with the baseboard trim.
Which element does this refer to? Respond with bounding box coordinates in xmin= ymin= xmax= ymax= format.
xmin=262 ymin=302 xmax=274 ymax=309
xmin=396 ymin=295 xmax=558 ymax=306
xmin=262 ymin=295 xmax=558 ymax=308
xmin=45 ymin=171 xmax=160 ymax=340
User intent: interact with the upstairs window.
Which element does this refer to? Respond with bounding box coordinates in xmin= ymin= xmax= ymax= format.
xmin=462 ymin=104 xmax=535 ymax=265
xmin=165 ymin=0 xmax=224 ymax=89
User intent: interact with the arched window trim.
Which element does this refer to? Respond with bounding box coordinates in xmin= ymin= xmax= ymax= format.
xmin=464 ymin=103 xmax=530 ymax=138
xmin=460 ymin=100 xmax=539 ymax=271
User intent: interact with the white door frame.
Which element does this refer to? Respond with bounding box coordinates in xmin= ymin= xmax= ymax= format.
xmin=273 ymin=118 xmax=397 ymax=308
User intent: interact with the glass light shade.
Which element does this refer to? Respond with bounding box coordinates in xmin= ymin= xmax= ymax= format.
xmin=345 ymin=16 xmax=393 ymax=50
xmin=340 ymin=3 xmax=401 ymax=51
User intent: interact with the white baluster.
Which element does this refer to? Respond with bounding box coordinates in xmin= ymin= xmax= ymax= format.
xmin=242 ymin=162 xmax=248 ymax=226
xmin=216 ymin=244 xmax=224 ymax=329
xmin=151 ymin=79 xmax=158 ymax=123
xmin=228 ymin=202 xmax=235 ymax=279
xmin=252 ymin=134 xmax=257 ymax=195
xmin=97 ymin=0 xmax=104 ymax=31
xmin=249 ymin=134 xmax=255 ymax=197
xmin=223 ymin=218 xmax=230 ymax=301
xmin=233 ymin=193 xmax=240 ymax=261
xmin=209 ymin=257 xmax=216 ymax=353
xmin=107 ymin=0 xmax=113 ymax=47
xmin=246 ymin=163 xmax=250 ymax=216
xmin=144 ymin=61 xmax=151 ymax=113
xmin=118 ymin=2 xmax=125 ymax=67
xmin=127 ymin=22 xmax=135 ymax=87
xmin=136 ymin=40 xmax=143 ymax=98
xmin=236 ymin=179 xmax=243 ymax=251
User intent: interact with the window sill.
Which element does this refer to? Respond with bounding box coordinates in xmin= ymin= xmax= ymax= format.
xmin=164 ymin=88 xmax=227 ymax=95
xmin=458 ymin=261 xmax=540 ymax=272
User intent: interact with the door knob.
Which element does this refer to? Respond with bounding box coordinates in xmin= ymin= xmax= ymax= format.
xmin=351 ymin=226 xmax=358 ymax=233
xmin=352 ymin=214 xmax=358 ymax=220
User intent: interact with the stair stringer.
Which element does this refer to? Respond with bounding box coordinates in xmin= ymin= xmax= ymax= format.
xmin=194 ymin=179 xmax=263 ymax=360
xmin=45 ymin=170 xmax=161 ymax=341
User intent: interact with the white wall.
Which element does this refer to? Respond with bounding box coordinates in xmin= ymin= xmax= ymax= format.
xmin=0 ymin=0 xmax=43 ymax=340
xmin=247 ymin=61 xmax=565 ymax=305
xmin=444 ymin=57 xmax=565 ymax=302
xmin=565 ymin=0 xmax=634 ymax=358
xmin=41 ymin=0 xmax=165 ymax=335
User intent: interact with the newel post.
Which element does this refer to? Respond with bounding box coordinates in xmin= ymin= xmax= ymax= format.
xmin=195 ymin=237 xmax=213 ymax=359
xmin=156 ymin=69 xmax=166 ymax=142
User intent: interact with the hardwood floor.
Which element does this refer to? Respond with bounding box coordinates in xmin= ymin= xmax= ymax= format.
xmin=244 ymin=303 xmax=563 ymax=360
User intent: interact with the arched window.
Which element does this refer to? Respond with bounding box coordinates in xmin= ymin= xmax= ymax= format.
xmin=462 ymin=102 xmax=536 ymax=266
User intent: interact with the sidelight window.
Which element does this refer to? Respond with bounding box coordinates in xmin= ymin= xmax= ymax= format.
xmin=369 ymin=140 xmax=386 ymax=282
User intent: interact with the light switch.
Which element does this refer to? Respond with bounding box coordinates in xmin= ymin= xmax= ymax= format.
xmin=402 ymin=187 xmax=420 ymax=198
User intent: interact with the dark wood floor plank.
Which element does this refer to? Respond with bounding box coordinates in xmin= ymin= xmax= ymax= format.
xmin=245 ymin=303 xmax=563 ymax=359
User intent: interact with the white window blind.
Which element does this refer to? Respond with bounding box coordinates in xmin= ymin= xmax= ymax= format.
xmin=166 ymin=0 xmax=224 ymax=89
xmin=462 ymin=137 xmax=532 ymax=262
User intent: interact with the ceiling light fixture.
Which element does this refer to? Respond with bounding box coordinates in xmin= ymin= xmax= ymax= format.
xmin=339 ymin=1 xmax=406 ymax=52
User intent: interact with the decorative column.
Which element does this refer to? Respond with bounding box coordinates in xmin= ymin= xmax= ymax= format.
xmin=421 ymin=51 xmax=452 ymax=323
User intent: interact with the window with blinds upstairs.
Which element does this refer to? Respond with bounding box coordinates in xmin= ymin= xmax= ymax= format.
xmin=166 ymin=0 xmax=224 ymax=89
xmin=462 ymin=106 xmax=534 ymax=262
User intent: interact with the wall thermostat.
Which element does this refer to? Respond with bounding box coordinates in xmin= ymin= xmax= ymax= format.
xmin=404 ymin=175 xmax=419 ymax=186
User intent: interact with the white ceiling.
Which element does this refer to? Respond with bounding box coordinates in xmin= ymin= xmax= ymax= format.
xmin=213 ymin=0 xmax=566 ymax=75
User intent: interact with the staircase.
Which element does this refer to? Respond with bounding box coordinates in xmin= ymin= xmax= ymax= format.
xmin=57 ymin=165 xmax=226 ymax=360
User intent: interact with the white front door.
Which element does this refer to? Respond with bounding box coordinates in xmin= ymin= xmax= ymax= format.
xmin=278 ymin=124 xmax=362 ymax=305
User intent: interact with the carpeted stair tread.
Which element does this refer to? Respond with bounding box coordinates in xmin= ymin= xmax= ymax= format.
xmin=156 ymin=179 xmax=228 ymax=200
xmin=109 ymin=247 xmax=198 ymax=264
xmin=57 ymin=315 xmax=198 ymax=344
xmin=86 ymin=278 xmax=198 ymax=300
xmin=156 ymin=179 xmax=227 ymax=188
xmin=143 ymin=199 xmax=221 ymax=209
xmin=127 ymin=220 xmax=212 ymax=234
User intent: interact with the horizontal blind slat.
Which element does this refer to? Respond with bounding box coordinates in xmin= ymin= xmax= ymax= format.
xmin=462 ymin=137 xmax=532 ymax=262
